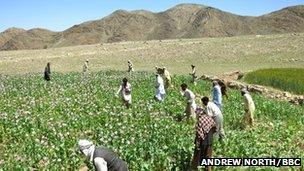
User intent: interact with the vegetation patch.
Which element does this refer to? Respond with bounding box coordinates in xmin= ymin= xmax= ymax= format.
xmin=245 ymin=68 xmax=304 ymax=95
xmin=0 ymin=71 xmax=303 ymax=170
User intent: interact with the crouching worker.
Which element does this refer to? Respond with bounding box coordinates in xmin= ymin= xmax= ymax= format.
xmin=241 ymin=88 xmax=255 ymax=128
xmin=180 ymin=83 xmax=197 ymax=119
xmin=78 ymin=139 xmax=128 ymax=171
xmin=192 ymin=108 xmax=216 ymax=171
xmin=116 ymin=78 xmax=132 ymax=108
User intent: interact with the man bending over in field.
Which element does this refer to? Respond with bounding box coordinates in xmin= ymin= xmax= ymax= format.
xmin=163 ymin=67 xmax=173 ymax=89
xmin=201 ymin=96 xmax=226 ymax=143
xmin=192 ymin=107 xmax=216 ymax=171
xmin=116 ymin=78 xmax=132 ymax=108
xmin=241 ymin=88 xmax=255 ymax=128
xmin=180 ymin=83 xmax=197 ymax=119
xmin=78 ymin=139 xmax=128 ymax=171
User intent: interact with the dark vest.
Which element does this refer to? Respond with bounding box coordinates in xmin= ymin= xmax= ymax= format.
xmin=93 ymin=147 xmax=128 ymax=171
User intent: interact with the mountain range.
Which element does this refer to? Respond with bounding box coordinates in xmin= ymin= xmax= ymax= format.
xmin=1 ymin=3 xmax=303 ymax=51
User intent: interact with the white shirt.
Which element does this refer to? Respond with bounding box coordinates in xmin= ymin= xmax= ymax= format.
xmin=183 ymin=89 xmax=195 ymax=103
xmin=206 ymin=101 xmax=222 ymax=117
xmin=182 ymin=89 xmax=197 ymax=109
xmin=117 ymin=83 xmax=132 ymax=102
xmin=156 ymin=75 xmax=165 ymax=94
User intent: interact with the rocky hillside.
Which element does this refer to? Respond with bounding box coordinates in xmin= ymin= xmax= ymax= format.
xmin=1 ymin=4 xmax=303 ymax=51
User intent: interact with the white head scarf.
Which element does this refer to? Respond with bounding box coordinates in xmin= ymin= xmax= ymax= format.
xmin=78 ymin=139 xmax=95 ymax=161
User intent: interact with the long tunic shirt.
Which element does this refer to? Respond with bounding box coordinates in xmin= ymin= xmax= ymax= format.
xmin=117 ymin=83 xmax=132 ymax=103
xmin=205 ymin=101 xmax=225 ymax=139
xmin=182 ymin=89 xmax=197 ymax=109
xmin=44 ymin=66 xmax=51 ymax=81
xmin=83 ymin=62 xmax=89 ymax=73
xmin=155 ymin=75 xmax=165 ymax=101
xmin=244 ymin=93 xmax=255 ymax=112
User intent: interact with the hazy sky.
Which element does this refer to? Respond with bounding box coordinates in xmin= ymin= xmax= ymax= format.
xmin=1 ymin=0 xmax=303 ymax=32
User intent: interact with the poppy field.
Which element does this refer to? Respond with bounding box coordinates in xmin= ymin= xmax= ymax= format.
xmin=0 ymin=71 xmax=303 ymax=170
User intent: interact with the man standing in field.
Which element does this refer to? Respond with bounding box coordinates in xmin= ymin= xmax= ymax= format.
xmin=180 ymin=83 xmax=197 ymax=119
xmin=78 ymin=139 xmax=128 ymax=171
xmin=189 ymin=65 xmax=197 ymax=85
xmin=212 ymin=81 xmax=222 ymax=111
xmin=201 ymin=96 xmax=226 ymax=142
xmin=83 ymin=59 xmax=89 ymax=80
xmin=116 ymin=78 xmax=132 ymax=108
xmin=241 ymin=88 xmax=255 ymax=128
xmin=44 ymin=62 xmax=51 ymax=81
xmin=127 ymin=60 xmax=134 ymax=74
xmin=192 ymin=107 xmax=216 ymax=171
xmin=155 ymin=74 xmax=166 ymax=101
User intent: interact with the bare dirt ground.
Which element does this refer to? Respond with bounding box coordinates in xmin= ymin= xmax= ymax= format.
xmin=0 ymin=33 xmax=303 ymax=76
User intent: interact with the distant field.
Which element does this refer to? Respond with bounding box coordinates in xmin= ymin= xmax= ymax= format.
xmin=0 ymin=33 xmax=304 ymax=76
xmin=245 ymin=68 xmax=304 ymax=95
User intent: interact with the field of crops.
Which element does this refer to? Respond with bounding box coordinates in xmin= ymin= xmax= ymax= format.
xmin=244 ymin=68 xmax=304 ymax=95
xmin=0 ymin=71 xmax=303 ymax=170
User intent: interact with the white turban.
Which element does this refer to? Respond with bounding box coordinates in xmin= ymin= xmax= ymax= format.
xmin=78 ymin=139 xmax=95 ymax=161
xmin=78 ymin=139 xmax=93 ymax=150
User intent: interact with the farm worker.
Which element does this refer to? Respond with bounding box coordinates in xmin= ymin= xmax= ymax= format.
xmin=241 ymin=88 xmax=255 ymax=128
xmin=212 ymin=81 xmax=222 ymax=111
xmin=201 ymin=96 xmax=226 ymax=142
xmin=116 ymin=77 xmax=132 ymax=108
xmin=163 ymin=67 xmax=173 ymax=89
xmin=180 ymin=83 xmax=197 ymax=119
xmin=192 ymin=107 xmax=216 ymax=171
xmin=83 ymin=59 xmax=89 ymax=80
xmin=44 ymin=62 xmax=51 ymax=81
xmin=189 ymin=65 xmax=197 ymax=85
xmin=155 ymin=74 xmax=166 ymax=101
xmin=78 ymin=139 xmax=128 ymax=171
xmin=218 ymin=80 xmax=228 ymax=99
xmin=127 ymin=60 xmax=134 ymax=74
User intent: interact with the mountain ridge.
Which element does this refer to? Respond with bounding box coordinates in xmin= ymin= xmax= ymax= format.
xmin=1 ymin=4 xmax=304 ymax=51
